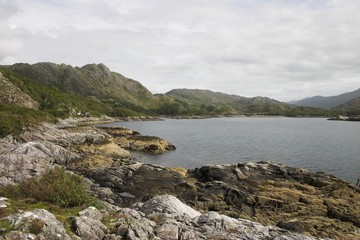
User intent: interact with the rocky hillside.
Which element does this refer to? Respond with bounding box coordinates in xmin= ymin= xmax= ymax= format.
xmin=0 ymin=71 xmax=39 ymax=109
xmin=0 ymin=119 xmax=359 ymax=239
xmin=4 ymin=62 xmax=157 ymax=109
xmin=291 ymin=88 xmax=360 ymax=109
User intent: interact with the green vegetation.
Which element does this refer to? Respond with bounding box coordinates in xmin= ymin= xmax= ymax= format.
xmin=0 ymin=168 xmax=100 ymax=237
xmin=0 ymin=219 xmax=14 ymax=236
xmin=0 ymin=104 xmax=56 ymax=137
xmin=0 ymin=167 xmax=99 ymax=208
xmin=27 ymin=219 xmax=45 ymax=235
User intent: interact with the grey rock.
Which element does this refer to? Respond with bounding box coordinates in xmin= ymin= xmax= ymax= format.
xmin=0 ymin=197 xmax=9 ymax=209
xmin=4 ymin=209 xmax=71 ymax=240
xmin=79 ymin=206 xmax=103 ymax=221
xmin=1 ymin=231 xmax=36 ymax=240
xmin=110 ymin=208 xmax=156 ymax=240
xmin=0 ymin=140 xmax=79 ymax=185
xmin=139 ymin=195 xmax=324 ymax=240
xmin=73 ymin=215 xmax=107 ymax=240
xmin=137 ymin=194 xmax=201 ymax=218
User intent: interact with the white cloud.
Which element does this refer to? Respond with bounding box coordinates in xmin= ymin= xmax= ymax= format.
xmin=1 ymin=0 xmax=360 ymax=101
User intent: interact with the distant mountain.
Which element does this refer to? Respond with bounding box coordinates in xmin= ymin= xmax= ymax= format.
xmin=291 ymin=88 xmax=360 ymax=109
xmin=0 ymin=62 xmax=337 ymax=121
xmin=335 ymin=97 xmax=360 ymax=114
xmin=165 ymin=88 xmax=331 ymax=116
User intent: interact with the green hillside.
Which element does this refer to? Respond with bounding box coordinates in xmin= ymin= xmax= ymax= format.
xmin=166 ymin=89 xmax=334 ymax=117
xmin=335 ymin=97 xmax=360 ymax=115
xmin=0 ymin=62 xmax=341 ymax=137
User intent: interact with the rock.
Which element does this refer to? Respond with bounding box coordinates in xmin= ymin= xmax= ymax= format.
xmin=3 ymin=209 xmax=71 ymax=240
xmin=86 ymin=161 xmax=360 ymax=239
xmin=137 ymin=195 xmax=201 ymax=218
xmin=126 ymin=135 xmax=176 ymax=154
xmin=0 ymin=197 xmax=9 ymax=210
xmin=98 ymin=126 xmax=139 ymax=137
xmin=109 ymin=208 xmax=156 ymax=240
xmin=136 ymin=195 xmax=322 ymax=240
xmin=78 ymin=206 xmax=103 ymax=221
xmin=73 ymin=215 xmax=107 ymax=240
xmin=86 ymin=163 xmax=196 ymax=206
xmin=0 ymin=140 xmax=80 ymax=185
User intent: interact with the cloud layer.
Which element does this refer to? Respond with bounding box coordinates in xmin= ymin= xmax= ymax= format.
xmin=1 ymin=0 xmax=360 ymax=101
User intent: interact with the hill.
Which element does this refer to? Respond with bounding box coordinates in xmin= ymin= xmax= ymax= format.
xmin=4 ymin=62 xmax=158 ymax=110
xmin=291 ymin=88 xmax=360 ymax=109
xmin=0 ymin=62 xmax=340 ymax=137
xmin=165 ymin=88 xmax=332 ymax=116
xmin=335 ymin=97 xmax=360 ymax=114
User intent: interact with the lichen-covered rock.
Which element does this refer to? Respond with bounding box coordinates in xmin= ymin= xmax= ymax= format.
xmin=3 ymin=209 xmax=71 ymax=240
xmin=126 ymin=135 xmax=176 ymax=154
xmin=87 ymin=161 xmax=360 ymax=239
xmin=98 ymin=126 xmax=139 ymax=137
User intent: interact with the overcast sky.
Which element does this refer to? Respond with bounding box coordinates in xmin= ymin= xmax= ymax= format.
xmin=1 ymin=0 xmax=360 ymax=101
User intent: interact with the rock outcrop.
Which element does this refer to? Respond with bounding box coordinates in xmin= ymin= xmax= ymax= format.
xmin=100 ymin=126 xmax=176 ymax=154
xmin=87 ymin=162 xmax=360 ymax=239
xmin=1 ymin=118 xmax=359 ymax=239
xmin=0 ymin=120 xmax=175 ymax=184
xmin=1 ymin=195 xmax=321 ymax=240
xmin=2 ymin=209 xmax=71 ymax=240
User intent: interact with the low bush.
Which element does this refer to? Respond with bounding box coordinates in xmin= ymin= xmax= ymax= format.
xmin=0 ymin=168 xmax=98 ymax=208
xmin=21 ymin=168 xmax=96 ymax=207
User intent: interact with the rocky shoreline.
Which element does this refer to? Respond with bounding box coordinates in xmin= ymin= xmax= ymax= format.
xmin=1 ymin=118 xmax=360 ymax=239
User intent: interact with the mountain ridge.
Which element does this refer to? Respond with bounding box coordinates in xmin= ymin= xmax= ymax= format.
xmin=0 ymin=62 xmax=347 ymax=120
xmin=291 ymin=88 xmax=360 ymax=109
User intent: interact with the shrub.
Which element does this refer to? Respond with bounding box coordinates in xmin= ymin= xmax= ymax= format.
xmin=27 ymin=219 xmax=45 ymax=235
xmin=20 ymin=167 xmax=96 ymax=208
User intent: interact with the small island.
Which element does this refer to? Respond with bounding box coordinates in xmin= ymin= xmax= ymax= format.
xmin=328 ymin=115 xmax=360 ymax=121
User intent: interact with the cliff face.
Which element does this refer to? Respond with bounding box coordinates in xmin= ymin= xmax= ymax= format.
xmin=0 ymin=119 xmax=359 ymax=239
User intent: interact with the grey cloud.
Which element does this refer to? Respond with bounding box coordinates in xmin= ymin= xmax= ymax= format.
xmin=0 ymin=0 xmax=19 ymax=20
xmin=2 ymin=0 xmax=360 ymax=101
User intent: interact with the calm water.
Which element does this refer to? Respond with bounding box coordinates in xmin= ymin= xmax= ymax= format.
xmin=101 ymin=117 xmax=360 ymax=183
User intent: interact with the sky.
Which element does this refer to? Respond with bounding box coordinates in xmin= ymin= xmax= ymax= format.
xmin=1 ymin=0 xmax=360 ymax=101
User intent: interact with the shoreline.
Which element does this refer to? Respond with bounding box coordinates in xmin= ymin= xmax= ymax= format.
xmin=1 ymin=117 xmax=360 ymax=239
